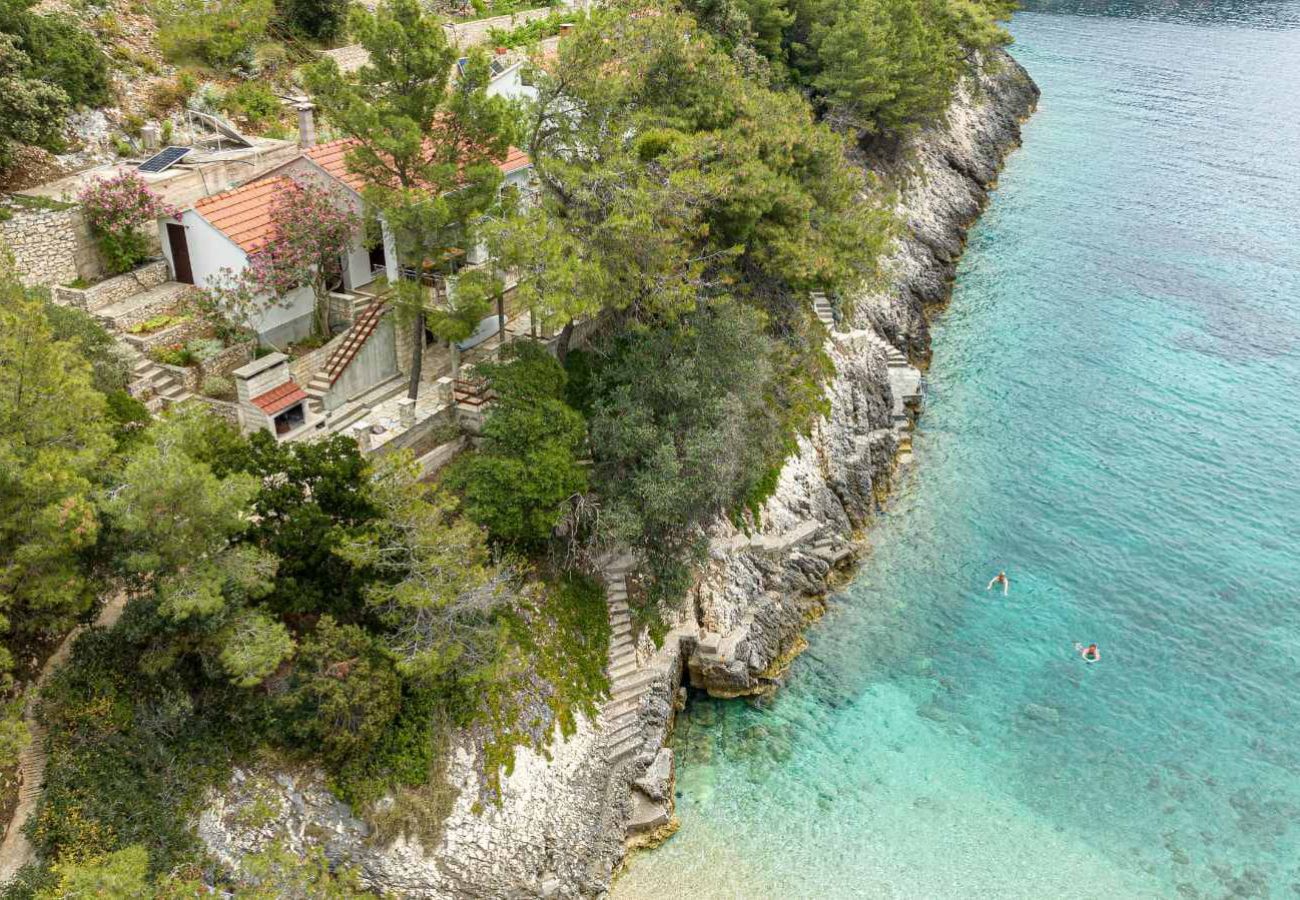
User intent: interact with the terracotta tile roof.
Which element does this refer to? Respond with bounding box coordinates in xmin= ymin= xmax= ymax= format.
xmin=251 ymin=381 xmax=308 ymax=415
xmin=305 ymin=139 xmax=367 ymax=194
xmin=193 ymin=177 xmax=295 ymax=254
xmin=498 ymin=146 xmax=531 ymax=175
xmin=305 ymin=137 xmax=531 ymax=193
xmin=320 ymin=297 xmax=387 ymax=387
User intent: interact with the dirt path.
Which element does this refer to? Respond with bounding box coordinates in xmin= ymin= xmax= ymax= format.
xmin=0 ymin=594 xmax=127 ymax=883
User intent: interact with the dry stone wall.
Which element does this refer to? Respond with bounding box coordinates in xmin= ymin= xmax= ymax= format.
xmin=0 ymin=204 xmax=101 ymax=288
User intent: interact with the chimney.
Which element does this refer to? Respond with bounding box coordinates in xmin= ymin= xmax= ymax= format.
xmin=296 ymin=102 xmax=316 ymax=149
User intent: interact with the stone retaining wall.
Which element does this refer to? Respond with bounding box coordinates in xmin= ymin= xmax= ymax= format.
xmin=51 ymin=260 xmax=169 ymax=310
xmin=442 ymin=7 xmax=555 ymax=47
xmin=0 ymin=204 xmax=102 ymax=289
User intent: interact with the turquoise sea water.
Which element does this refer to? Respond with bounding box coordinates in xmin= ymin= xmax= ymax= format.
xmin=614 ymin=5 xmax=1300 ymax=898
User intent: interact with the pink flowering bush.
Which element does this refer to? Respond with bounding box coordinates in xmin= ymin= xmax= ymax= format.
xmin=78 ymin=171 xmax=178 ymax=275
xmin=247 ymin=181 xmax=360 ymax=336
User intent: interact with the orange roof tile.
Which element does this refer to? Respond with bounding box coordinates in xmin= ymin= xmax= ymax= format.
xmin=193 ymin=177 xmax=295 ymax=254
xmin=251 ymin=381 xmax=308 ymax=415
xmin=498 ymin=145 xmax=531 ymax=175
xmin=305 ymin=137 xmax=531 ymax=193
xmin=305 ymin=139 xmax=367 ymax=194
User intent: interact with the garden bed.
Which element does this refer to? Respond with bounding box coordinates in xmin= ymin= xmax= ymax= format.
xmin=151 ymin=338 xmax=255 ymax=392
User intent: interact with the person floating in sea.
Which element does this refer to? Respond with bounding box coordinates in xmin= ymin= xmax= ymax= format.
xmin=1075 ymin=643 xmax=1101 ymax=663
xmin=986 ymin=570 xmax=1010 ymax=596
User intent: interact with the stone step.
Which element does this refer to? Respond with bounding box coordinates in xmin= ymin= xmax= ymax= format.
xmin=606 ymin=733 xmax=644 ymax=764
xmin=610 ymin=612 xmax=631 ymax=627
xmin=121 ymin=318 xmax=194 ymax=351
xmin=95 ymin=282 xmax=192 ymax=329
xmin=609 ymin=660 xmax=638 ymax=681
xmin=602 ymin=693 xmax=643 ymax=719
xmin=612 ymin=672 xmax=659 ymax=701
xmin=604 ymin=719 xmax=642 ymax=748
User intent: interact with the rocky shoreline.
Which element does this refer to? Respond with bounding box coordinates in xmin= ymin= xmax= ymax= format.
xmin=196 ymin=50 xmax=1039 ymax=899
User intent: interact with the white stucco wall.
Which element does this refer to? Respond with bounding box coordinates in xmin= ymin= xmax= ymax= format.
xmin=159 ymin=212 xmax=314 ymax=346
xmin=487 ymin=62 xmax=538 ymax=104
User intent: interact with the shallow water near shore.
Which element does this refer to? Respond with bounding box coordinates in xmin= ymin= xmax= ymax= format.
xmin=614 ymin=4 xmax=1300 ymax=898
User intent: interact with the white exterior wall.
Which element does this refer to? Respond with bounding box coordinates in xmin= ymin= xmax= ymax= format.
xmin=381 ymin=218 xmax=400 ymax=283
xmin=159 ymin=212 xmax=315 ymax=346
xmin=487 ymin=62 xmax=538 ymax=104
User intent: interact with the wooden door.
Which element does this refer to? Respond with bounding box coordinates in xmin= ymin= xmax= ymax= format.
xmin=166 ymin=223 xmax=193 ymax=284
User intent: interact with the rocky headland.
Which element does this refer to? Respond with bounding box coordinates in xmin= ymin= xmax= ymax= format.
xmin=197 ymin=49 xmax=1039 ymax=898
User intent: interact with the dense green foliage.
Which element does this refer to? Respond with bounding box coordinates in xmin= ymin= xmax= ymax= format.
xmin=0 ymin=273 xmax=111 ymax=675
xmin=275 ymin=0 xmax=349 ymax=42
xmin=0 ymin=0 xmax=110 ymax=108
xmin=156 ymin=0 xmax=274 ymax=67
xmin=0 ymin=36 xmax=67 ymax=170
xmin=688 ymin=0 xmax=1014 ymax=135
xmin=447 ymin=343 xmax=588 ymax=548
xmin=493 ymin=4 xmax=884 ymax=598
xmin=29 ymin=841 xmax=375 ymax=897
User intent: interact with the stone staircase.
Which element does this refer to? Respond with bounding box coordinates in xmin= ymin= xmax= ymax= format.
xmin=812 ymin=291 xmax=835 ymax=329
xmin=304 ymin=297 xmax=388 ymax=413
xmin=316 ymin=375 xmax=407 ymax=434
xmin=835 ymin=327 xmax=924 ymax=465
xmin=122 ymin=343 xmax=192 ymax=412
xmin=598 ymin=555 xmax=661 ymax=767
xmin=14 ymin=722 xmax=46 ymax=810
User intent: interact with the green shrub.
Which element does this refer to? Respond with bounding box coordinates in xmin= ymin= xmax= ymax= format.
xmin=128 ymin=313 xmax=186 ymax=335
xmin=157 ymin=0 xmax=273 ymax=67
xmin=186 ymin=336 xmax=225 ymax=362
xmin=485 ymin=11 xmax=570 ymax=49
xmin=221 ymin=81 xmax=282 ymax=129
xmin=0 ymin=1 xmax=111 ymax=109
xmin=445 ymin=342 xmax=588 ymax=548
xmin=41 ymin=300 xmax=130 ymax=394
xmin=150 ymin=342 xmax=196 ymax=366
xmin=32 ymin=620 xmax=258 ymax=874
xmin=200 ymin=375 xmax=235 ymax=400
xmin=274 ymin=0 xmax=348 ymax=42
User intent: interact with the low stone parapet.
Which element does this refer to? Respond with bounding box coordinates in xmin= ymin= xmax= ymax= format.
xmin=51 ymin=259 xmax=170 ymax=311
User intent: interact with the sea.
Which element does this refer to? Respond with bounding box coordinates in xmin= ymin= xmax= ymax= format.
xmin=613 ymin=2 xmax=1300 ymax=897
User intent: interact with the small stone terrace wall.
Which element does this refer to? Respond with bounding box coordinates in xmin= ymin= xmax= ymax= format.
xmin=51 ymin=260 xmax=169 ymax=310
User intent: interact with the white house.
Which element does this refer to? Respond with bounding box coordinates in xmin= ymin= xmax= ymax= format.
xmin=157 ymin=125 xmax=534 ymax=347
xmin=157 ymin=172 xmax=387 ymax=346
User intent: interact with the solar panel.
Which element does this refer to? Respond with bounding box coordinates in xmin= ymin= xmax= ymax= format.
xmin=136 ymin=146 xmax=192 ymax=174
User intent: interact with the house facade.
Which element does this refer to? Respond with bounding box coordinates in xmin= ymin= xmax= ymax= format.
xmin=157 ymin=173 xmax=388 ymax=347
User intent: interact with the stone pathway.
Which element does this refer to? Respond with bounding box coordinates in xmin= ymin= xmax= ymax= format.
xmin=0 ymin=593 xmax=128 ymax=883
xmin=598 ymin=555 xmax=659 ymax=767
xmin=833 ymin=327 xmax=924 ymax=464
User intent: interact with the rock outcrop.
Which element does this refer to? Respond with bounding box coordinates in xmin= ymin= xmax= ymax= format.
xmin=688 ymin=51 xmax=1039 ymax=697
xmin=196 ymin=50 xmax=1039 ymax=899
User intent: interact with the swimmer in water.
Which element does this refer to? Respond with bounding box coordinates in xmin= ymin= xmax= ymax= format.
xmin=986 ymin=571 xmax=1010 ymax=596
xmin=1075 ymin=642 xmax=1101 ymax=663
